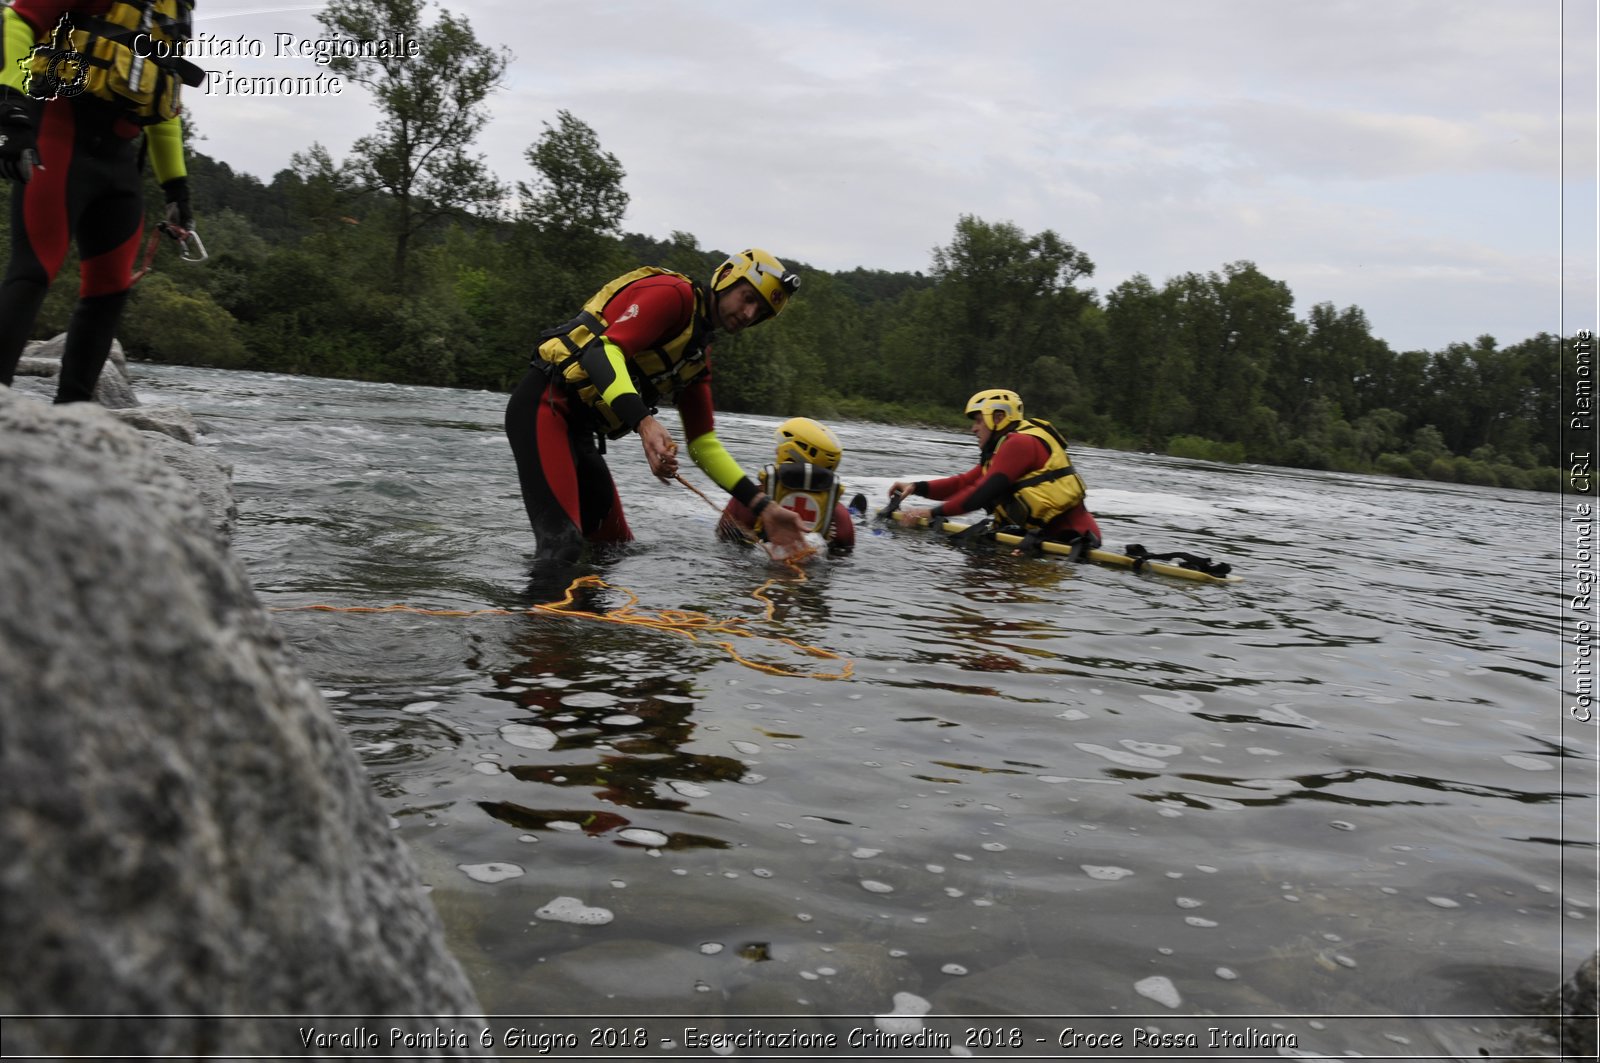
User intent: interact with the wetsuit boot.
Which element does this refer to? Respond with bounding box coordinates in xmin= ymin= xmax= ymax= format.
xmin=55 ymin=290 xmax=129 ymax=403
xmin=531 ymin=514 xmax=584 ymax=568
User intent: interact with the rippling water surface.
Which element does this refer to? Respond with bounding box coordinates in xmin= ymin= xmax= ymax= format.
xmin=140 ymin=364 xmax=1590 ymax=1058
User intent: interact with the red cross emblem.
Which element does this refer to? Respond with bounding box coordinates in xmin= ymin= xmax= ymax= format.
xmin=785 ymin=494 xmax=819 ymax=529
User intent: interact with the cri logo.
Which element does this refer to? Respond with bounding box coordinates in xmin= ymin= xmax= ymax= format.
xmin=785 ymin=495 xmax=819 ymax=529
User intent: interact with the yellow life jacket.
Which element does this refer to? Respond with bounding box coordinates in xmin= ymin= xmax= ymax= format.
xmin=26 ymin=0 xmax=205 ymax=124
xmin=534 ymin=267 xmax=713 ymax=439
xmin=757 ymin=461 xmax=842 ymax=540
xmin=988 ymin=418 xmax=1086 ymax=531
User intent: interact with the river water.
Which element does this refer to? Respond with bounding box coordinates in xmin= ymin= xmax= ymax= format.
xmin=137 ymin=364 xmax=1590 ymax=1059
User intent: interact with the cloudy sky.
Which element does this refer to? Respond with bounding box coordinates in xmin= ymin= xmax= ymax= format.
xmin=195 ymin=1 xmax=1595 ymax=353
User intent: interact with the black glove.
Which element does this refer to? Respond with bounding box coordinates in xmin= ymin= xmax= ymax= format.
xmin=0 ymin=86 xmax=39 ymax=184
xmin=161 ymin=176 xmax=193 ymax=231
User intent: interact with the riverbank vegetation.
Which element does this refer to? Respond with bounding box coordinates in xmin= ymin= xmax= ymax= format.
xmin=1 ymin=0 xmax=1566 ymax=493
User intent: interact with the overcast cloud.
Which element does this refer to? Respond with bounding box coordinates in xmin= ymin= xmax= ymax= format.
xmin=195 ymin=0 xmax=1595 ymax=353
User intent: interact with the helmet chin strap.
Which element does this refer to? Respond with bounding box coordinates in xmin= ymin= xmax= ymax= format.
xmin=980 ymin=416 xmax=1014 ymax=461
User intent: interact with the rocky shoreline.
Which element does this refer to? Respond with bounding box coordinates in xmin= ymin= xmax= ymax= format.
xmin=0 ymin=344 xmax=491 ymax=1058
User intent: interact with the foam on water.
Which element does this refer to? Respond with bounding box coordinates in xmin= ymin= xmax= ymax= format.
xmin=1134 ymin=975 xmax=1182 ymax=1008
xmin=533 ymin=896 xmax=613 ymax=925
xmin=561 ymin=691 xmax=618 ymax=708
xmin=874 ymin=991 xmax=930 ymax=1035
xmin=499 ymin=723 xmax=557 ymax=750
xmin=458 ymin=862 xmax=524 ymax=884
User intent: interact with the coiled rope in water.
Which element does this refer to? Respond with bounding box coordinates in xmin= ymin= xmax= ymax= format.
xmin=274 ymin=477 xmax=853 ymax=681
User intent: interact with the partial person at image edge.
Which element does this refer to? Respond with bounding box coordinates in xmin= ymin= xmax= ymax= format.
xmin=0 ymin=0 xmax=202 ymax=403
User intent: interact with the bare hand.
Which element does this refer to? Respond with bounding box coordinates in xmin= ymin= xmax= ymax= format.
xmin=638 ymin=415 xmax=679 ymax=481
xmin=895 ymin=505 xmax=933 ymax=526
xmin=761 ymin=501 xmax=806 ymax=550
xmin=887 ymin=481 xmax=916 ymax=501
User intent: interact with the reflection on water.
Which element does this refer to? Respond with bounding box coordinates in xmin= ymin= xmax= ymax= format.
xmin=137 ymin=365 xmax=1591 ymax=1056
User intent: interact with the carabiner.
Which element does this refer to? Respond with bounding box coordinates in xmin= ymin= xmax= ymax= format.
xmin=157 ymin=221 xmax=209 ymax=263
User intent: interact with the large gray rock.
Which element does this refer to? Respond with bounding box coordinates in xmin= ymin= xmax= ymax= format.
xmin=0 ymin=394 xmax=236 ymax=543
xmin=0 ymin=389 xmax=489 ymax=1057
xmin=26 ymin=331 xmax=130 ymax=376
xmin=13 ymin=333 xmax=137 ymax=408
xmin=108 ymin=404 xmax=200 ymax=444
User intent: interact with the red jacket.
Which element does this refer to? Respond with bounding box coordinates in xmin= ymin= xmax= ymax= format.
xmin=925 ymin=433 xmax=1102 ymax=543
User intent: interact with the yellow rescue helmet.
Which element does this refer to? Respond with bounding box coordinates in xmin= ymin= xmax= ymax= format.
xmin=712 ymin=248 xmax=800 ymax=320
xmin=773 ymin=416 xmax=842 ymax=471
xmin=965 ymin=389 xmax=1024 ymax=432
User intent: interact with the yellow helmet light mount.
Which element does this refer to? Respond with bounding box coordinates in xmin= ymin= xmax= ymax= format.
xmin=712 ymin=248 xmax=800 ymax=320
xmin=773 ymin=416 xmax=842 ymax=471
xmin=965 ymin=389 xmax=1024 ymax=433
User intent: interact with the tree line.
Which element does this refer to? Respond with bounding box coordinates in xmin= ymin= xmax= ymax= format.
xmin=1 ymin=0 xmax=1566 ymax=492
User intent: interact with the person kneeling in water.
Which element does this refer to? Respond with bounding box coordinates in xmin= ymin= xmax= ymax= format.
xmin=717 ymin=417 xmax=856 ymax=557
xmin=889 ymin=389 xmax=1101 ymax=556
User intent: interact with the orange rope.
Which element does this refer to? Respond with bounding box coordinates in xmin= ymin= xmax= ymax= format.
xmin=280 ymin=573 xmax=850 ymax=680
xmin=275 ymin=478 xmax=852 ymax=680
xmin=673 ymin=473 xmax=717 ymax=509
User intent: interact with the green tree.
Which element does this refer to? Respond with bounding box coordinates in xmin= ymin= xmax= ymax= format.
xmin=928 ymin=215 xmax=1095 ymax=397
xmin=278 ymin=142 xmax=362 ymax=232
xmin=521 ymin=110 xmax=629 ymax=241
xmin=1177 ymin=261 xmax=1295 ymax=447
xmin=121 ymin=274 xmax=250 ymax=368
xmin=1369 ymin=348 xmax=1430 ymax=424
xmin=1416 ymin=335 xmax=1522 ymax=455
xmin=1101 ymin=273 xmax=1189 ymax=446
xmin=1505 ymin=332 xmax=1562 ymax=465
xmin=316 ymin=0 xmax=509 ymax=283
xmin=514 ymin=110 xmax=632 ymax=320
xmin=873 ymin=286 xmax=954 ymax=407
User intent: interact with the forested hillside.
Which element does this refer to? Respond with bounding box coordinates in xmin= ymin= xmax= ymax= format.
xmin=0 ymin=0 xmax=1565 ymax=492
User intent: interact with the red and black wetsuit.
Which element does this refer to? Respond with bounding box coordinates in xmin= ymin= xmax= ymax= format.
xmin=0 ymin=0 xmax=188 ymax=403
xmin=923 ymin=431 xmax=1103 ymax=545
xmin=505 ymin=272 xmax=760 ymax=566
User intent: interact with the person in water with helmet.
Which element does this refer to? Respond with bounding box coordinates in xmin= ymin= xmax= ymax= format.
xmin=890 ymin=388 xmax=1103 ymax=555
xmin=0 ymin=0 xmax=203 ymax=403
xmin=505 ymin=248 xmax=808 ymax=567
xmin=716 ymin=416 xmax=857 ymax=557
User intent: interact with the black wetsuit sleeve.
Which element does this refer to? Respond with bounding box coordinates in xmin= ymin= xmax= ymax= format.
xmin=949 ymin=471 xmax=1016 ymax=516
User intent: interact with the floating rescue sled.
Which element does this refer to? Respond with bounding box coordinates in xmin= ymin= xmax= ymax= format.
xmin=914 ymin=517 xmax=1242 ymax=584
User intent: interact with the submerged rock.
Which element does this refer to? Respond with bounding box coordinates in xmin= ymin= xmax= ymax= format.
xmin=0 ymin=389 xmax=489 ymax=1056
xmin=1491 ymin=949 xmax=1598 ymax=1062
xmin=108 ymin=404 xmax=200 ymax=444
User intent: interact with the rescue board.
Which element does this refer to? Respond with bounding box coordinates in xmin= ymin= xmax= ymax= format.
xmin=913 ymin=517 xmax=1242 ymax=584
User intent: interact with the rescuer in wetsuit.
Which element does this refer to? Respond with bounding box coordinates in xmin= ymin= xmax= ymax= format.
xmin=890 ymin=388 xmax=1103 ymax=551
xmin=505 ymin=248 xmax=808 ymax=567
xmin=0 ymin=0 xmax=200 ymax=403
xmin=716 ymin=416 xmax=857 ymax=557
